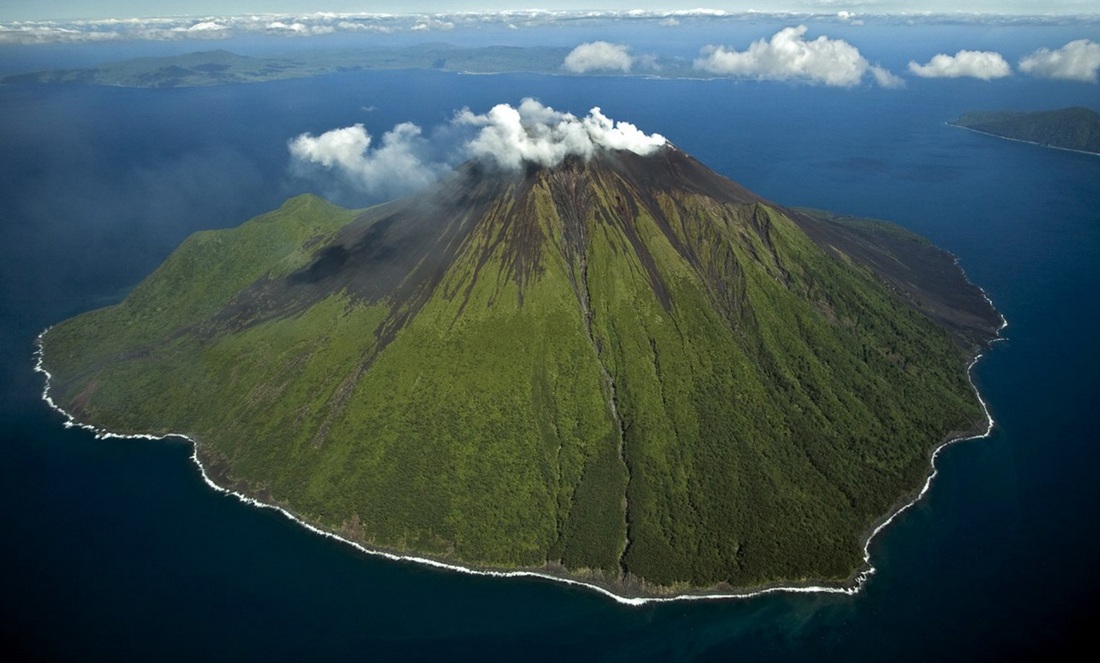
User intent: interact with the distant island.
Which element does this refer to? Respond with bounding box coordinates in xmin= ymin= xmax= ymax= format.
xmin=950 ymin=107 xmax=1100 ymax=155
xmin=38 ymin=138 xmax=1001 ymax=600
xmin=1 ymin=47 xmax=698 ymax=88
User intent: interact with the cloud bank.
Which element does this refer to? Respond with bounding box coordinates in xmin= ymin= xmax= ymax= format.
xmin=6 ymin=11 xmax=1095 ymax=46
xmin=908 ymin=50 xmax=1013 ymax=79
xmin=693 ymin=25 xmax=902 ymax=88
xmin=563 ymin=42 xmax=634 ymax=73
xmin=1019 ymin=39 xmax=1100 ymax=82
xmin=290 ymin=99 xmax=667 ymax=198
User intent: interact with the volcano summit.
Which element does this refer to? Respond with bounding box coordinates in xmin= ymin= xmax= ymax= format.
xmin=39 ymin=111 xmax=1001 ymax=598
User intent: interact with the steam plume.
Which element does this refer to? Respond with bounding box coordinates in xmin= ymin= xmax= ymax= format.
xmin=455 ymin=98 xmax=666 ymax=170
xmin=289 ymin=98 xmax=667 ymax=197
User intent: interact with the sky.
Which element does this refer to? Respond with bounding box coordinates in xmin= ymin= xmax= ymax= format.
xmin=3 ymin=1 xmax=1098 ymax=21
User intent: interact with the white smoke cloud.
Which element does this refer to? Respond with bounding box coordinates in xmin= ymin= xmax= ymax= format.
xmin=908 ymin=50 xmax=1012 ymax=79
xmin=288 ymin=122 xmax=444 ymax=199
xmin=455 ymin=98 xmax=667 ymax=170
xmin=693 ymin=25 xmax=899 ymax=88
xmin=563 ymin=42 xmax=634 ymax=73
xmin=1019 ymin=39 xmax=1100 ymax=83
xmin=289 ymin=99 xmax=668 ymax=197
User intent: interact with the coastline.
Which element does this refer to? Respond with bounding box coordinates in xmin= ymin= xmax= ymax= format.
xmin=946 ymin=122 xmax=1100 ymax=158
xmin=33 ymin=307 xmax=1006 ymax=606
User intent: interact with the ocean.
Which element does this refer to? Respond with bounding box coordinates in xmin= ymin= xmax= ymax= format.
xmin=2 ymin=50 xmax=1099 ymax=659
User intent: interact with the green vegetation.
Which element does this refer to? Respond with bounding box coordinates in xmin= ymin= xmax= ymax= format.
xmin=952 ymin=107 xmax=1100 ymax=155
xmin=41 ymin=148 xmax=999 ymax=596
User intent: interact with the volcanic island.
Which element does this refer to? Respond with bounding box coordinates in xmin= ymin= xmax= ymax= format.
xmin=39 ymin=105 xmax=1002 ymax=600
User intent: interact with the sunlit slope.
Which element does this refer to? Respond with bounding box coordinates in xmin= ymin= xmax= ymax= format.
xmin=42 ymin=147 xmax=999 ymax=594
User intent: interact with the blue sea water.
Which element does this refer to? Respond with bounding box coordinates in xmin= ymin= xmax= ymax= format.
xmin=2 ymin=53 xmax=1100 ymax=659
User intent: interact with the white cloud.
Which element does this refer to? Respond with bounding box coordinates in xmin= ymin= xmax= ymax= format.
xmin=636 ymin=53 xmax=661 ymax=71
xmin=1 ymin=11 xmax=1097 ymax=45
xmin=289 ymin=122 xmax=443 ymax=199
xmin=334 ymin=21 xmax=393 ymax=33
xmin=289 ymin=99 xmax=668 ymax=196
xmin=870 ymin=65 xmax=906 ymax=88
xmin=693 ymin=25 xmax=899 ymax=88
xmin=908 ymin=50 xmax=1013 ymax=80
xmin=563 ymin=42 xmax=634 ymax=74
xmin=176 ymin=21 xmax=228 ymax=33
xmin=836 ymin=11 xmax=864 ymax=25
xmin=267 ymin=21 xmax=303 ymax=32
xmin=1019 ymin=39 xmax=1100 ymax=83
xmin=266 ymin=20 xmax=334 ymax=35
xmin=455 ymin=98 xmax=667 ymax=170
xmin=410 ymin=19 xmax=455 ymax=32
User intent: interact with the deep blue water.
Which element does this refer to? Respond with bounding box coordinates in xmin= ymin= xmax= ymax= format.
xmin=2 ymin=63 xmax=1099 ymax=660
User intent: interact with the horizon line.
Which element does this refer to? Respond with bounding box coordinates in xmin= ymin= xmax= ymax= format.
xmin=6 ymin=9 xmax=1100 ymax=22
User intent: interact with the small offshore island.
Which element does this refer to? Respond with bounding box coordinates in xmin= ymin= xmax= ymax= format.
xmin=951 ymin=107 xmax=1100 ymax=155
xmin=38 ymin=110 xmax=1002 ymax=600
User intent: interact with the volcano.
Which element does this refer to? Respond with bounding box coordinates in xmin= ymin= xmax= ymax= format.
xmin=40 ymin=144 xmax=1001 ymax=597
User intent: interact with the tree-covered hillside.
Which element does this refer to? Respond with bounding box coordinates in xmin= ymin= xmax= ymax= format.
xmin=41 ymin=148 xmax=1000 ymax=596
